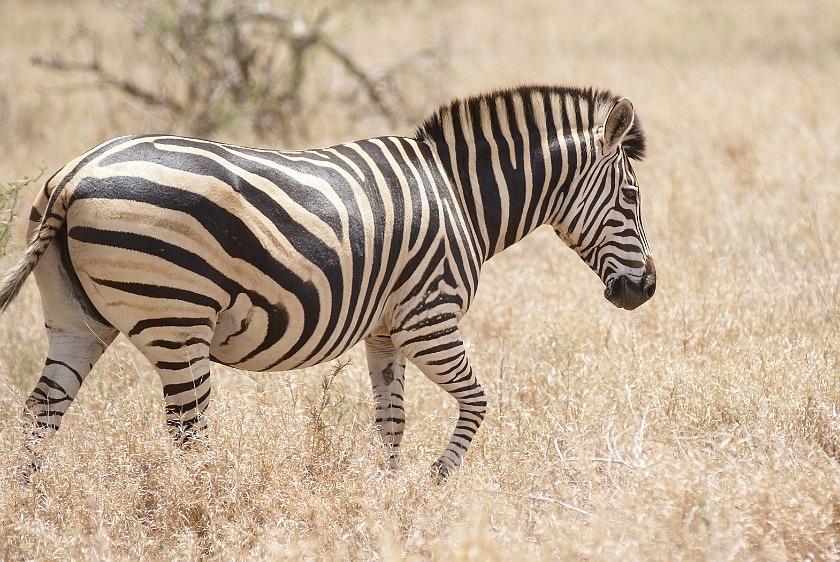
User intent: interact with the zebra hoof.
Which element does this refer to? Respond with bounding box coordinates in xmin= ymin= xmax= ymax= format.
xmin=375 ymin=466 xmax=397 ymax=482
xmin=19 ymin=457 xmax=42 ymax=488
xmin=167 ymin=420 xmax=209 ymax=451
xmin=375 ymin=455 xmax=399 ymax=479
xmin=430 ymin=459 xmax=454 ymax=483
xmin=384 ymin=454 xmax=399 ymax=471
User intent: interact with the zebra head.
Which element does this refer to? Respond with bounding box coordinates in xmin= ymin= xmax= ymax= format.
xmin=555 ymin=96 xmax=656 ymax=310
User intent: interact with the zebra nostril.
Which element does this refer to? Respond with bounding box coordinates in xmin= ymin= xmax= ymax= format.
xmin=643 ymin=257 xmax=656 ymax=300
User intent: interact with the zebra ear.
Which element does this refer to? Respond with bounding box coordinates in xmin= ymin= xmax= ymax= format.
xmin=604 ymin=97 xmax=635 ymax=151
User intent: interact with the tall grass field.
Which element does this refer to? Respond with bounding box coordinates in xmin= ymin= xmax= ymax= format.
xmin=1 ymin=1 xmax=838 ymax=559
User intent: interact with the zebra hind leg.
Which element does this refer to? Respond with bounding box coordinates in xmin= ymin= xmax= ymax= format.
xmin=21 ymin=232 xmax=119 ymax=481
xmin=365 ymin=335 xmax=407 ymax=471
xmin=130 ymin=329 xmax=214 ymax=448
xmin=21 ymin=321 xmax=118 ymax=480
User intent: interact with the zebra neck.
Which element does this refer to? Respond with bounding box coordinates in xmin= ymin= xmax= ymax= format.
xmin=433 ymin=136 xmax=563 ymax=262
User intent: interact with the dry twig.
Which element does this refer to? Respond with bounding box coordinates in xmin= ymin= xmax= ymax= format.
xmin=31 ymin=1 xmax=438 ymax=139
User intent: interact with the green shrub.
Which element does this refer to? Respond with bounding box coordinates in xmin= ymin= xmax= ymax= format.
xmin=0 ymin=170 xmax=43 ymax=255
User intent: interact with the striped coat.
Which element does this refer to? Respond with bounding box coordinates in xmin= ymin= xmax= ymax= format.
xmin=1 ymin=85 xmax=655 ymax=478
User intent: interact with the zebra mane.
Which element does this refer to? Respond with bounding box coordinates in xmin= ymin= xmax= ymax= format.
xmin=414 ymin=85 xmax=647 ymax=161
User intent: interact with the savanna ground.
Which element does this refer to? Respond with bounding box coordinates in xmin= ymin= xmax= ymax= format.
xmin=1 ymin=0 xmax=839 ymax=559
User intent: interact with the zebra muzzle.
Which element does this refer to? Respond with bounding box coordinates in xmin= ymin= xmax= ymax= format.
xmin=605 ymin=256 xmax=656 ymax=310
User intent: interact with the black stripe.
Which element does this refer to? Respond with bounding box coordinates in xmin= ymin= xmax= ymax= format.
xmin=448 ymin=441 xmax=468 ymax=453
xmin=56 ymin=223 xmax=113 ymax=327
xmin=399 ymin=312 xmax=456 ymax=333
xmin=469 ymin=99 xmax=501 ymax=256
xmin=127 ymin=316 xmax=213 ymax=337
xmin=520 ymin=94 xmax=548 ymax=232
xmin=90 ymin=277 xmax=222 ymax=312
xmin=537 ymin=91 xmax=565 ymax=223
xmin=583 ymin=162 xmax=621 ymax=241
xmin=574 ymin=101 xmax=589 ymax=169
xmin=155 ymin=138 xmax=345 ymax=240
xmin=553 ymin=96 xmax=579 ymax=223
xmin=499 ymin=95 xmax=528 ymax=249
xmin=442 ymin=364 xmax=472 ymax=384
xmin=375 ymin=417 xmax=406 ymax=425
xmin=430 ymin=356 xmax=468 ymax=374
xmin=162 ymin=371 xmax=211 ymax=396
xmin=411 ymin=339 xmax=462 ymax=358
xmin=164 ymin=386 xmax=212 ymax=415
xmin=449 ymin=104 xmax=488 ymax=258
xmin=392 ymin=182 xmax=444 ymax=295
xmin=148 ymin=337 xmax=210 ymax=349
xmin=35 ymin=375 xmax=69 ymax=396
xmin=399 ymin=325 xmax=458 ymax=348
xmin=566 ymin=164 xmax=608 ymax=241
xmin=45 ymin=357 xmax=83 ymax=385
xmin=156 ymin=356 xmax=206 ymax=371
xmin=27 ymin=395 xmax=71 ymax=406
xmin=441 ymin=208 xmax=478 ymax=299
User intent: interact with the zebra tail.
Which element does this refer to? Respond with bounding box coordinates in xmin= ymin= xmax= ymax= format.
xmin=0 ymin=242 xmax=41 ymax=311
xmin=0 ymin=178 xmax=67 ymax=312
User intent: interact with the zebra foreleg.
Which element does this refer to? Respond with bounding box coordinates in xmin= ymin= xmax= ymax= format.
xmin=395 ymin=327 xmax=487 ymax=480
xmin=365 ymin=335 xmax=407 ymax=471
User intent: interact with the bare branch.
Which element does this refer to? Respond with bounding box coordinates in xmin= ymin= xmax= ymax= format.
xmin=31 ymin=0 xmax=443 ymax=140
xmin=31 ymin=55 xmax=101 ymax=74
xmin=235 ymin=6 xmax=399 ymax=122
xmin=319 ymin=40 xmax=398 ymax=123
xmin=31 ymin=55 xmax=184 ymax=112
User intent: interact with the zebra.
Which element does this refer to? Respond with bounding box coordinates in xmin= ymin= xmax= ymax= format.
xmin=0 ymin=85 xmax=655 ymax=479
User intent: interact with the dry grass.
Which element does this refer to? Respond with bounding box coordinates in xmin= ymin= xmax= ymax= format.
xmin=2 ymin=0 xmax=840 ymax=559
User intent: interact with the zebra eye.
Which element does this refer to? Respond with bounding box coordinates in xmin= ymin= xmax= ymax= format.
xmin=621 ymin=188 xmax=638 ymax=204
